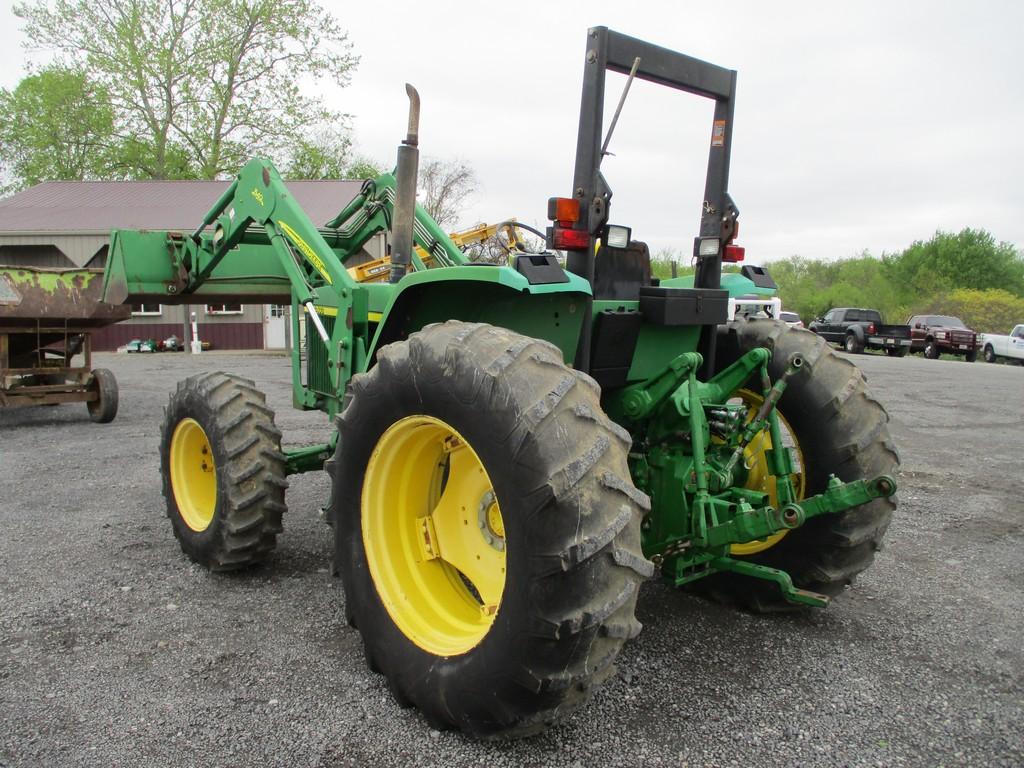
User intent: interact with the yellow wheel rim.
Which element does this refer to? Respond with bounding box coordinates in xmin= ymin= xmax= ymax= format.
xmin=362 ymin=415 xmax=507 ymax=657
xmin=729 ymin=389 xmax=806 ymax=556
xmin=170 ymin=418 xmax=217 ymax=532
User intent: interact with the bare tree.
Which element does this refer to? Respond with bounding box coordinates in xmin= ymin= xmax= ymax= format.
xmin=417 ymin=157 xmax=476 ymax=228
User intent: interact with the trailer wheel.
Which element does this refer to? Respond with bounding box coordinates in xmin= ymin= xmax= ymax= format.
xmin=332 ymin=321 xmax=652 ymax=738
xmin=86 ymin=368 xmax=118 ymax=423
xmin=702 ymin=320 xmax=899 ymax=611
xmin=159 ymin=372 xmax=287 ymax=571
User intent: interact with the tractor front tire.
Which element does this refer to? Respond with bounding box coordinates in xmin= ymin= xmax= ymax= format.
xmin=332 ymin=321 xmax=652 ymax=738
xmin=86 ymin=368 xmax=118 ymax=423
xmin=706 ymin=320 xmax=899 ymax=611
xmin=159 ymin=372 xmax=287 ymax=571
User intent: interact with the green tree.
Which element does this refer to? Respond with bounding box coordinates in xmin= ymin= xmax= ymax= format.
xmin=284 ymin=125 xmax=382 ymax=180
xmin=15 ymin=0 xmax=358 ymax=179
xmin=917 ymin=288 xmax=1024 ymax=334
xmin=0 ymin=66 xmax=116 ymax=190
xmin=884 ymin=228 xmax=1024 ymax=297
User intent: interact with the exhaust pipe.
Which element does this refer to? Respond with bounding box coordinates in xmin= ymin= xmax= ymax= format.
xmin=389 ymin=84 xmax=420 ymax=284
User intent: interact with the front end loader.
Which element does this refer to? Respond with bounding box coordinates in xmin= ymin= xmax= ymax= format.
xmin=102 ymin=27 xmax=898 ymax=738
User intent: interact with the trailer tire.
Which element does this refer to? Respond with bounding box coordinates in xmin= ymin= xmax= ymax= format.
xmin=86 ymin=368 xmax=118 ymax=423
xmin=332 ymin=321 xmax=652 ymax=738
xmin=700 ymin=320 xmax=899 ymax=611
xmin=159 ymin=372 xmax=287 ymax=571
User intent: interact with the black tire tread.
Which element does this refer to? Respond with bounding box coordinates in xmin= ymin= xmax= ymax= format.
xmin=87 ymin=368 xmax=118 ymax=423
xmin=334 ymin=321 xmax=651 ymax=738
xmin=160 ymin=372 xmax=288 ymax=571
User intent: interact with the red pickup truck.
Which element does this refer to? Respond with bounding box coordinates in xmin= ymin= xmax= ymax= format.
xmin=907 ymin=314 xmax=979 ymax=361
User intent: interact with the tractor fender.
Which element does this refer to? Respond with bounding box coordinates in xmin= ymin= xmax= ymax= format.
xmin=366 ymin=265 xmax=591 ymax=368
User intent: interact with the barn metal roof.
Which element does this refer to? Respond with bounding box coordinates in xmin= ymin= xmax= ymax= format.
xmin=0 ymin=179 xmax=365 ymax=234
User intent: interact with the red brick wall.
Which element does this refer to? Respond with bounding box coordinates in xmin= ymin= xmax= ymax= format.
xmin=91 ymin=322 xmax=263 ymax=351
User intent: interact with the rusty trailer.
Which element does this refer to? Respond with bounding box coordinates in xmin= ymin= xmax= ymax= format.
xmin=0 ymin=267 xmax=129 ymax=422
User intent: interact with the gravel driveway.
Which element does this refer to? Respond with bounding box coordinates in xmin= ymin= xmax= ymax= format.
xmin=1 ymin=349 xmax=1021 ymax=767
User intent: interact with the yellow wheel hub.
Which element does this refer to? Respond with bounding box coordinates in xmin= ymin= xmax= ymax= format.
xmin=362 ymin=415 xmax=507 ymax=657
xmin=169 ymin=418 xmax=217 ymax=532
xmin=729 ymin=389 xmax=806 ymax=556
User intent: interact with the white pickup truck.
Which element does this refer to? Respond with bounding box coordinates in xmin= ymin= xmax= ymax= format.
xmin=979 ymin=324 xmax=1024 ymax=363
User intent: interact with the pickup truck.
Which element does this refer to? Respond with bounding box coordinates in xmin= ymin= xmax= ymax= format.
xmin=979 ymin=324 xmax=1024 ymax=364
xmin=907 ymin=314 xmax=979 ymax=361
xmin=808 ymin=307 xmax=913 ymax=355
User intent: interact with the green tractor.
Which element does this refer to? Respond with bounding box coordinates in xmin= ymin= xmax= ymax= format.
xmin=102 ymin=27 xmax=897 ymax=738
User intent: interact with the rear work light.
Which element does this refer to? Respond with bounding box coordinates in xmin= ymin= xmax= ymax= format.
xmin=550 ymin=226 xmax=590 ymax=251
xmin=722 ymin=244 xmax=745 ymax=262
xmin=604 ymin=224 xmax=631 ymax=249
xmin=698 ymin=237 xmax=720 ymax=257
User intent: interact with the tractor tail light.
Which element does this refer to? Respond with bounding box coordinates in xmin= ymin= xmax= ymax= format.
xmin=549 ymin=226 xmax=590 ymax=251
xmin=723 ymin=244 xmax=745 ymax=263
xmin=547 ymin=197 xmax=580 ymax=226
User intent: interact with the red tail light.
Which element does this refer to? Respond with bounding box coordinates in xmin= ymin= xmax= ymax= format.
xmin=550 ymin=226 xmax=590 ymax=251
xmin=868 ymin=323 xmax=876 ymax=334
xmin=723 ymin=244 xmax=745 ymax=263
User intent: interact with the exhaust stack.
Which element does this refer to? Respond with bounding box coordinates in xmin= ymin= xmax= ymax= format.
xmin=389 ymin=84 xmax=420 ymax=284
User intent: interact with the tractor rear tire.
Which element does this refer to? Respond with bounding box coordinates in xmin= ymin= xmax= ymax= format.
xmin=332 ymin=321 xmax=652 ymax=738
xmin=86 ymin=368 xmax=118 ymax=423
xmin=159 ymin=372 xmax=287 ymax=571
xmin=705 ymin=320 xmax=899 ymax=611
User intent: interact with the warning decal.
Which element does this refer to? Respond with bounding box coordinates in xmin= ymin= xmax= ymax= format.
xmin=711 ymin=120 xmax=726 ymax=147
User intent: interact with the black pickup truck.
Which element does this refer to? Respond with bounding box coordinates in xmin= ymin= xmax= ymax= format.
xmin=808 ymin=307 xmax=913 ymax=356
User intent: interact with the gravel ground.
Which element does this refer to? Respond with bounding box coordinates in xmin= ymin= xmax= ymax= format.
xmin=1 ymin=349 xmax=1021 ymax=767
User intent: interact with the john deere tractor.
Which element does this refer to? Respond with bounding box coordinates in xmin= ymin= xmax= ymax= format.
xmin=102 ymin=28 xmax=897 ymax=738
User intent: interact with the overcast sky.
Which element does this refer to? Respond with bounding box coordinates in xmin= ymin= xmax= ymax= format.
xmin=1 ymin=1 xmax=1021 ymax=263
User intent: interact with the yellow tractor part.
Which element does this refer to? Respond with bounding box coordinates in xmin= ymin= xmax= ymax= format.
xmin=169 ymin=418 xmax=217 ymax=532
xmin=346 ymin=219 xmax=523 ymax=283
xmin=729 ymin=389 xmax=806 ymax=556
xmin=361 ymin=415 xmax=507 ymax=656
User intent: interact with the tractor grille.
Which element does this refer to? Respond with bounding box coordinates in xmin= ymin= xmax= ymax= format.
xmin=305 ymin=314 xmax=336 ymax=395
